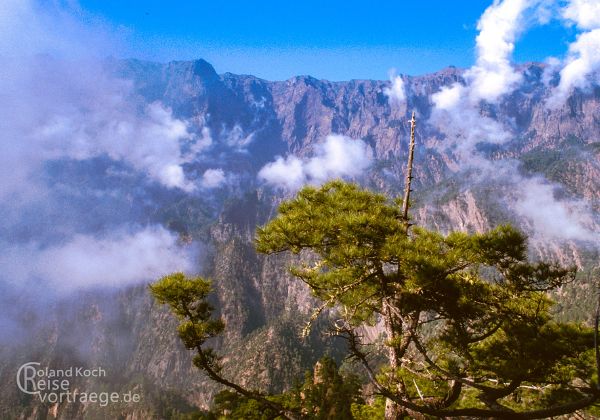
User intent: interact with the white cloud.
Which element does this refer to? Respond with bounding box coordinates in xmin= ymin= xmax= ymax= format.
xmin=258 ymin=135 xmax=372 ymax=190
xmin=430 ymin=99 xmax=510 ymax=162
xmin=541 ymin=56 xmax=562 ymax=85
xmin=563 ymin=0 xmax=600 ymax=30
xmin=431 ymin=84 xmax=464 ymax=111
xmin=306 ymin=135 xmax=372 ymax=181
xmin=384 ymin=73 xmax=406 ymax=104
xmin=200 ymin=168 xmax=227 ymax=189
xmin=512 ymin=175 xmax=598 ymax=242
xmin=0 ymin=226 xmax=195 ymax=292
xmin=546 ymin=0 xmax=600 ymax=106
xmin=436 ymin=0 xmax=562 ymax=107
xmin=465 ymin=0 xmax=532 ymax=103
xmin=159 ymin=164 xmax=188 ymax=190
xmin=431 ymin=0 xmax=540 ymax=142
xmin=430 ymin=0 xmax=552 ymax=156
xmin=548 ymin=29 xmax=600 ymax=106
xmin=258 ymin=156 xmax=306 ymax=191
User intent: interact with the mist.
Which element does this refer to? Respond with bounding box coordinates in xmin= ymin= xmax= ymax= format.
xmin=428 ymin=0 xmax=600 ymax=247
xmin=0 ymin=1 xmax=211 ymax=307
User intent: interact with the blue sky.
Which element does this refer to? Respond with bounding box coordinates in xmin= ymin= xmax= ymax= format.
xmin=78 ymin=0 xmax=576 ymax=80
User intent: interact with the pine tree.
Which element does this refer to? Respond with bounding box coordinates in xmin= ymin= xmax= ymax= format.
xmin=255 ymin=180 xmax=599 ymax=418
xmin=151 ymin=179 xmax=599 ymax=418
xmin=150 ymin=112 xmax=599 ymax=418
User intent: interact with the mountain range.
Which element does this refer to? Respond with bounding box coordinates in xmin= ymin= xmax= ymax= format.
xmin=1 ymin=58 xmax=599 ymax=419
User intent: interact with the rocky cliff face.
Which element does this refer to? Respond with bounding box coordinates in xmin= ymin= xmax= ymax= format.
xmin=1 ymin=58 xmax=599 ymax=419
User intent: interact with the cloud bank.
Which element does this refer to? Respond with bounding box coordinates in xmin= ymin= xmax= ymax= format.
xmin=429 ymin=0 xmax=600 ymax=245
xmin=432 ymin=0 xmax=600 ymax=110
xmin=0 ymin=58 xmax=203 ymax=195
xmin=547 ymin=0 xmax=600 ymax=106
xmin=201 ymin=168 xmax=228 ymax=189
xmin=466 ymin=0 xmax=531 ymax=103
xmin=0 ymin=226 xmax=194 ymax=293
xmin=512 ymin=175 xmax=598 ymax=242
xmin=258 ymin=135 xmax=372 ymax=190
xmin=0 ymin=1 xmax=206 ymax=294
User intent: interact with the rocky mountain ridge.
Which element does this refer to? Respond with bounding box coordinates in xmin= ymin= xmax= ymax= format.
xmin=1 ymin=58 xmax=599 ymax=419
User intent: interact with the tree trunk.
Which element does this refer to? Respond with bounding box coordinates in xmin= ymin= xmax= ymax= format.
xmin=383 ymin=298 xmax=406 ymax=420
